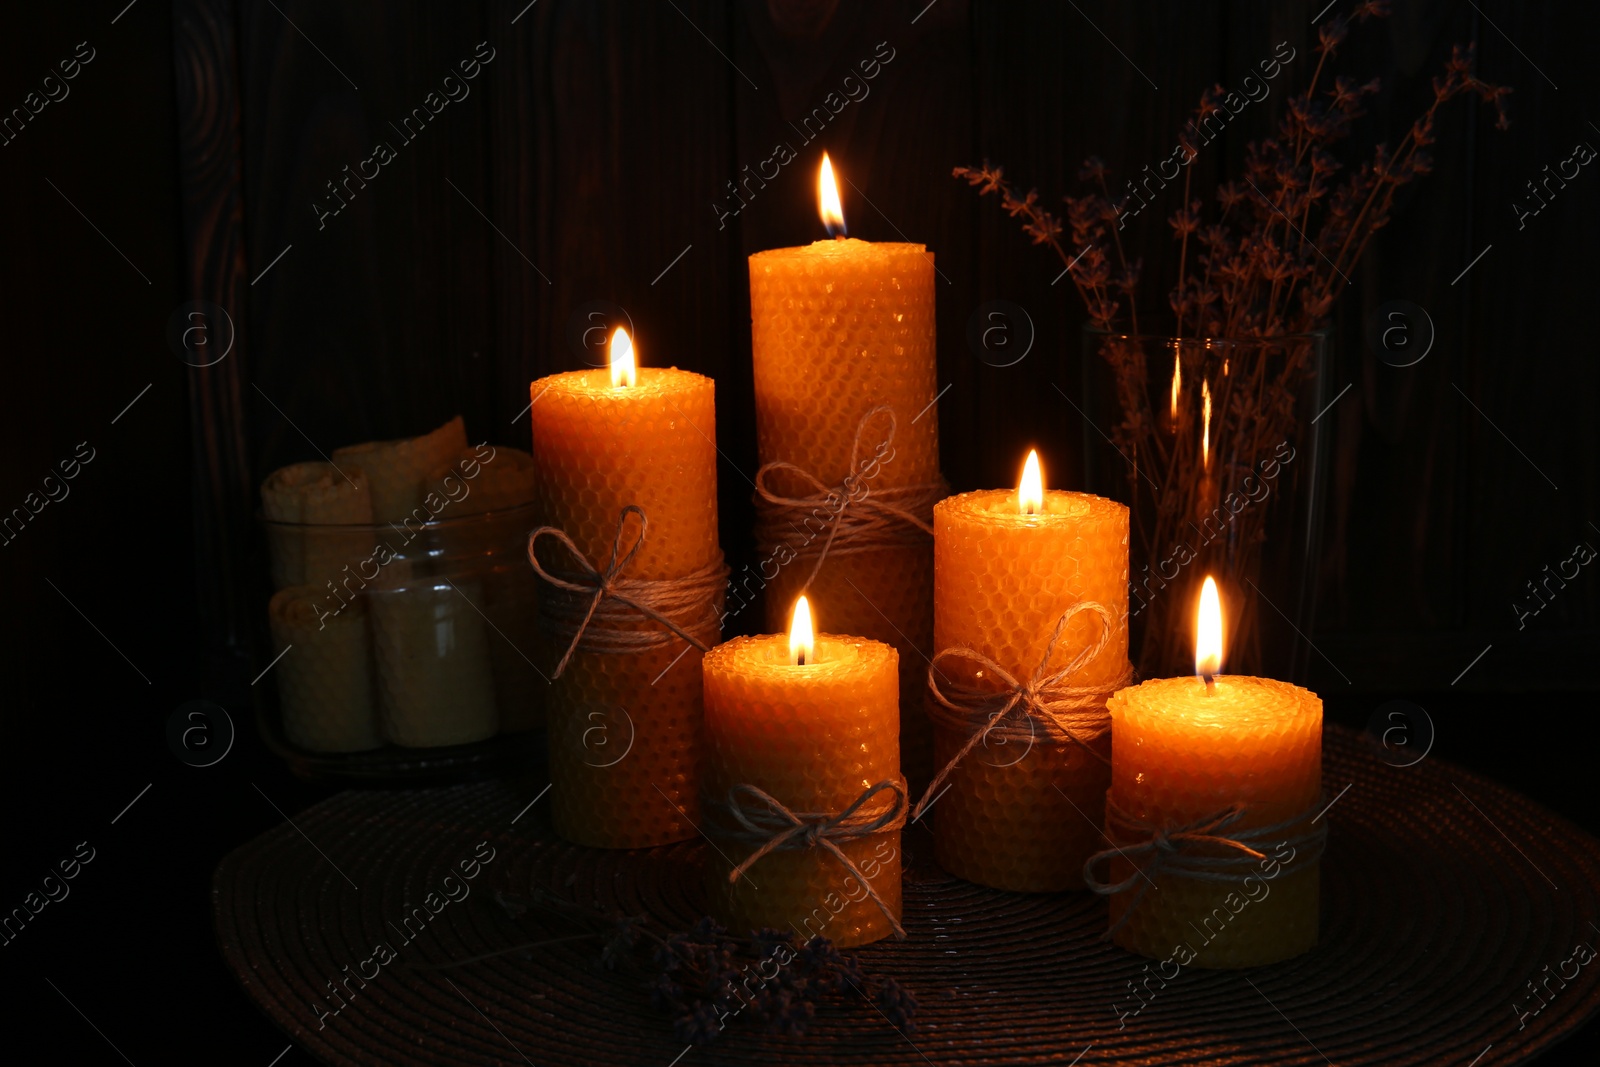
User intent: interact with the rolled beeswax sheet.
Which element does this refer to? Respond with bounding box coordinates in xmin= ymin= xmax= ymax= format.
xmin=268 ymin=584 xmax=381 ymax=753
xmin=333 ymin=415 xmax=467 ymax=523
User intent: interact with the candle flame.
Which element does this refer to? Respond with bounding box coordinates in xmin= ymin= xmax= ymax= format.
xmin=1170 ymin=348 xmax=1181 ymax=423
xmin=1201 ymin=378 xmax=1212 ymax=470
xmin=1195 ymin=575 xmax=1223 ymax=682
xmin=1018 ymin=449 xmax=1044 ymax=515
xmin=789 ymin=595 xmax=815 ymax=666
xmin=818 ymin=152 xmax=847 ymax=237
xmin=609 ymin=326 xmax=636 ymax=388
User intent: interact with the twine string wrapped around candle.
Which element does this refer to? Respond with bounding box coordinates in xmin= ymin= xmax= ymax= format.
xmin=754 ymin=405 xmax=948 ymax=590
xmin=912 ymin=601 xmax=1131 ymax=822
xmin=527 ymin=505 xmax=727 ymax=678
xmin=713 ymin=778 xmax=908 ymax=939
xmin=1082 ymin=795 xmax=1331 ymax=939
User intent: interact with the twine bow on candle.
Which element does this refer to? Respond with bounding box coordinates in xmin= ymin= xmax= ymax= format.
xmin=527 ymin=505 xmax=727 ymax=678
xmin=716 ymin=778 xmax=909 ymax=939
xmin=1082 ymin=796 xmax=1330 ymax=938
xmin=753 ymin=405 xmax=948 ymax=590
xmin=912 ymin=601 xmax=1130 ymax=822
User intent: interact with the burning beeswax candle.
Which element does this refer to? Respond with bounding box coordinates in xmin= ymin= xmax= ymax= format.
xmin=529 ymin=328 xmax=722 ymax=849
xmin=924 ymin=451 xmax=1130 ymax=892
xmin=702 ymin=596 xmax=903 ymax=948
xmin=1093 ymin=576 xmax=1324 ymax=967
xmin=748 ymin=153 xmax=942 ymax=789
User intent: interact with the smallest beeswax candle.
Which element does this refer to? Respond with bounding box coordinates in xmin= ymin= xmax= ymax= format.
xmin=1090 ymin=576 xmax=1324 ymax=969
xmin=702 ymin=597 xmax=903 ymax=948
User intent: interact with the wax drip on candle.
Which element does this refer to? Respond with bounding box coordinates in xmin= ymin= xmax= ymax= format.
xmin=1018 ymin=449 xmax=1043 ymax=516
xmin=789 ymin=594 xmax=815 ymax=666
xmin=819 ymin=153 xmax=848 ymax=239
xmin=1195 ymin=574 xmax=1222 ymax=695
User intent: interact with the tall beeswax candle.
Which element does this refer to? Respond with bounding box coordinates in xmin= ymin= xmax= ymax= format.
xmin=748 ymin=154 xmax=941 ymax=790
xmin=927 ymin=452 xmax=1129 ymax=892
xmin=1094 ymin=576 xmax=1323 ymax=967
xmin=530 ymin=329 xmax=721 ymax=849
xmin=703 ymin=597 xmax=902 ymax=948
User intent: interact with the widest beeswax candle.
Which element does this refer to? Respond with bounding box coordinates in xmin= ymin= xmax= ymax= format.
xmin=748 ymin=156 xmax=941 ymax=789
xmin=1095 ymin=577 xmax=1323 ymax=967
xmin=529 ymin=331 xmax=721 ymax=849
xmin=702 ymin=598 xmax=902 ymax=948
xmin=927 ymin=454 xmax=1129 ymax=892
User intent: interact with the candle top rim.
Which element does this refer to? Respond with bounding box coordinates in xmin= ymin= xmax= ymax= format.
xmin=529 ymin=365 xmax=713 ymax=397
xmin=936 ymin=487 xmax=1127 ymax=524
xmin=750 ymin=238 xmax=928 ymax=261
xmin=704 ymin=631 xmax=896 ymax=672
xmin=1109 ymin=673 xmax=1321 ymax=727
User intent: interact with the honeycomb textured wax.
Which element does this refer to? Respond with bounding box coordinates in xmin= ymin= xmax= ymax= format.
xmin=268 ymin=585 xmax=380 ymax=752
xmin=930 ymin=489 xmax=1129 ymax=892
xmin=332 ymin=415 xmax=466 ymax=523
xmin=529 ymin=366 xmax=722 ymax=848
xmin=260 ymin=461 xmax=374 ymax=589
xmin=1104 ymin=675 xmax=1322 ymax=967
xmin=703 ymin=633 xmax=901 ymax=948
xmin=749 ymin=239 xmax=939 ymax=789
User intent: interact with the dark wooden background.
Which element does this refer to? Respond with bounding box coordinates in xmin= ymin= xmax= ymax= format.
xmin=202 ymin=0 xmax=1598 ymax=694
xmin=2 ymin=2 xmax=1597 ymax=1064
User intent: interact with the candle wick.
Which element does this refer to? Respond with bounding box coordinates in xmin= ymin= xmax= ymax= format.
xmin=796 ymin=651 xmax=806 ymax=666
xmin=1202 ymin=673 xmax=1215 ymax=695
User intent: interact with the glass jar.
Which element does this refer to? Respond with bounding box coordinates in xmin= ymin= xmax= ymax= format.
xmin=1080 ymin=327 xmax=1332 ymax=682
xmin=260 ymin=503 xmax=544 ymax=781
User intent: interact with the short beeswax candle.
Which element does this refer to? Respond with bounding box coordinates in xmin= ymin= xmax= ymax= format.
xmin=1095 ymin=576 xmax=1323 ymax=968
xmin=927 ymin=452 xmax=1129 ymax=892
xmin=748 ymin=153 xmax=941 ymax=789
xmin=702 ymin=597 xmax=902 ymax=948
xmin=530 ymin=328 xmax=722 ymax=849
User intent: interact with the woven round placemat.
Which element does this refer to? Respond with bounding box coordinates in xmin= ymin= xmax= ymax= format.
xmin=215 ymin=725 xmax=1600 ymax=1066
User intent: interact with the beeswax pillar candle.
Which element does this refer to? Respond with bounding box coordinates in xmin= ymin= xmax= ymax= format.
xmin=1098 ymin=578 xmax=1323 ymax=967
xmin=928 ymin=453 xmax=1129 ymax=892
xmin=748 ymin=154 xmax=940 ymax=789
xmin=530 ymin=330 xmax=722 ymax=848
xmin=702 ymin=597 xmax=902 ymax=948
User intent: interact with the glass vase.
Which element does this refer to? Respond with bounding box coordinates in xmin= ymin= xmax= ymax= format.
xmin=1080 ymin=327 xmax=1331 ymax=683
